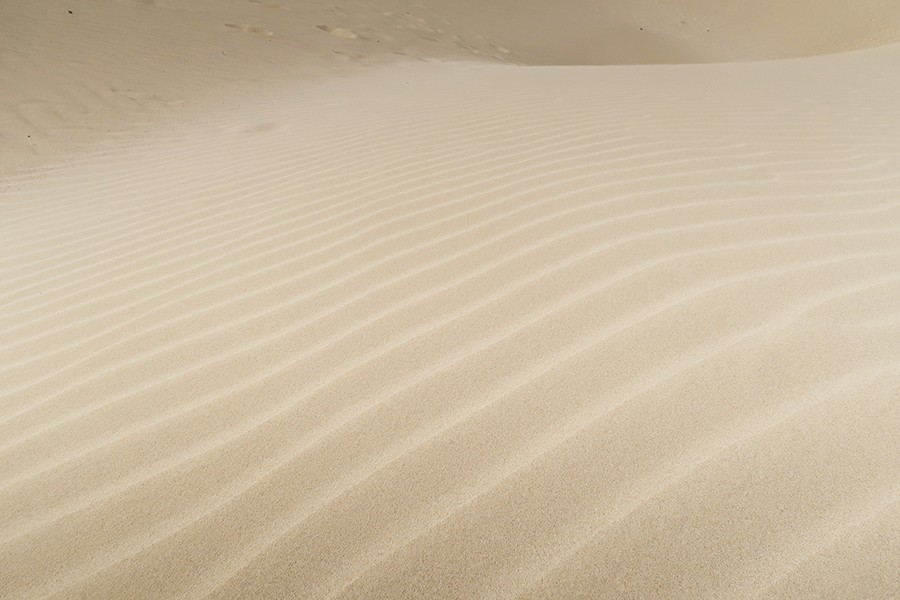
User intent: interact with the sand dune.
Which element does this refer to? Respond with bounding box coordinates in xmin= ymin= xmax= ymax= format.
xmin=2 ymin=1 xmax=900 ymax=599
xmin=414 ymin=0 xmax=900 ymax=64
xmin=4 ymin=0 xmax=900 ymax=175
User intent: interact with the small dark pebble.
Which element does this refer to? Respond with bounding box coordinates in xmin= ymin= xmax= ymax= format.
xmin=68 ymin=10 xmax=73 ymax=14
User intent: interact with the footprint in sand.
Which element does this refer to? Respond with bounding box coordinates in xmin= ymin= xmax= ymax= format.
xmin=224 ymin=23 xmax=275 ymax=37
xmin=247 ymin=0 xmax=292 ymax=9
xmin=317 ymin=25 xmax=359 ymax=39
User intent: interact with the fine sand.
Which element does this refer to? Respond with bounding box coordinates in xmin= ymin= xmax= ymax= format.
xmin=2 ymin=1 xmax=900 ymax=599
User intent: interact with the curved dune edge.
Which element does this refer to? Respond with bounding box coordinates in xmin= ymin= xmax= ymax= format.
xmin=2 ymin=3 xmax=900 ymax=600
xmin=4 ymin=0 xmax=900 ymax=176
xmin=414 ymin=0 xmax=900 ymax=65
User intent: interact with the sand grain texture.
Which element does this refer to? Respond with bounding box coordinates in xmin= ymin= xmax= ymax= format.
xmin=2 ymin=1 xmax=900 ymax=599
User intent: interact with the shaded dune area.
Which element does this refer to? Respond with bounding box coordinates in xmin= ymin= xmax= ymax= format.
xmin=2 ymin=2 xmax=900 ymax=599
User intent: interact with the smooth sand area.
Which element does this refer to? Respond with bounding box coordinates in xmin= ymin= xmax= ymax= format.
xmin=2 ymin=1 xmax=899 ymax=599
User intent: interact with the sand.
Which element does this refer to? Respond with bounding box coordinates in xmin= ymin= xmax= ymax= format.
xmin=2 ymin=1 xmax=899 ymax=599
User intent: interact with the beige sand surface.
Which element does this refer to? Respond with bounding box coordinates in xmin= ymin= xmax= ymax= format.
xmin=2 ymin=1 xmax=900 ymax=599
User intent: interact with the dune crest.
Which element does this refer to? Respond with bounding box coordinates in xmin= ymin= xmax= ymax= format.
xmin=419 ymin=0 xmax=900 ymax=64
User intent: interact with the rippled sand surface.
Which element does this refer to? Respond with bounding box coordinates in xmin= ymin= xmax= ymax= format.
xmin=2 ymin=2 xmax=899 ymax=598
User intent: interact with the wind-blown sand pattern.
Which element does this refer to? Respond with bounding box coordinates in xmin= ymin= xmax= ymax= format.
xmin=2 ymin=1 xmax=900 ymax=599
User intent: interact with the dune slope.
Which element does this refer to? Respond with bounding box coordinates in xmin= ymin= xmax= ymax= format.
xmin=416 ymin=0 xmax=900 ymax=64
xmin=2 ymin=2 xmax=900 ymax=600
